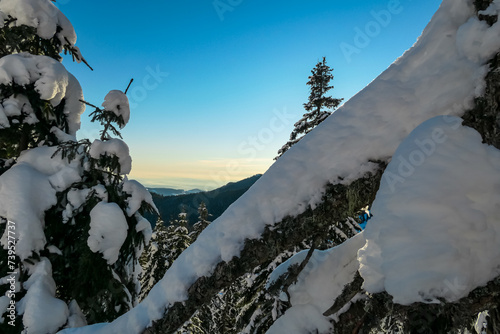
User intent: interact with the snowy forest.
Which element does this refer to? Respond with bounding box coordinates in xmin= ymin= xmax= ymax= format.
xmin=1 ymin=0 xmax=500 ymax=333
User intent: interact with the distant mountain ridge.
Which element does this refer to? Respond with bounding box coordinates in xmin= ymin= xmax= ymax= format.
xmin=145 ymin=174 xmax=262 ymax=227
xmin=146 ymin=187 xmax=203 ymax=197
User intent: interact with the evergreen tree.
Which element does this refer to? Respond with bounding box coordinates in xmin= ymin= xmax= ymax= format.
xmin=275 ymin=57 xmax=342 ymax=159
xmin=189 ymin=201 xmax=211 ymax=242
xmin=139 ymin=213 xmax=191 ymax=303
xmin=177 ymin=313 xmax=207 ymax=334
xmin=186 ymin=284 xmax=240 ymax=334
xmin=139 ymin=219 xmax=169 ymax=302
xmin=166 ymin=212 xmax=191 ymax=263
xmin=0 ymin=1 xmax=156 ymax=331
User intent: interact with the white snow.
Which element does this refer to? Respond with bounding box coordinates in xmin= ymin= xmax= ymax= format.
xmin=0 ymin=146 xmax=84 ymax=259
xmin=266 ymin=233 xmax=365 ymax=334
xmin=58 ymin=0 xmax=500 ymax=333
xmin=66 ymin=188 xmax=92 ymax=211
xmin=457 ymin=10 xmax=500 ymax=63
xmin=480 ymin=0 xmax=500 ymax=15
xmin=89 ymin=139 xmax=132 ymax=175
xmin=135 ymin=214 xmax=153 ymax=246
xmin=265 ymin=304 xmax=332 ymax=334
xmin=64 ymin=186 xmax=110 ymax=224
xmin=0 ymin=11 xmax=6 ymax=27
xmin=51 ymin=126 xmax=77 ymax=143
xmin=92 ymin=184 xmax=109 ymax=202
xmin=102 ymin=90 xmax=130 ymax=127
xmin=87 ymin=202 xmax=129 ymax=265
xmin=122 ymin=179 xmax=158 ymax=217
xmin=0 ymin=94 xmax=37 ymax=126
xmin=266 ymin=250 xmax=309 ymax=294
xmin=18 ymin=145 xmax=83 ymax=191
xmin=358 ymin=116 xmax=500 ymax=305
xmin=0 ymin=164 xmax=55 ymax=260
xmin=67 ymin=300 xmax=87 ymax=328
xmin=0 ymin=106 xmax=9 ymax=128
xmin=475 ymin=311 xmax=489 ymax=334
xmin=281 ymin=234 xmax=364 ymax=312
xmin=0 ymin=53 xmax=84 ymax=135
xmin=47 ymin=245 xmax=63 ymax=256
xmin=18 ymin=258 xmax=69 ymax=334
xmin=0 ymin=297 xmax=8 ymax=324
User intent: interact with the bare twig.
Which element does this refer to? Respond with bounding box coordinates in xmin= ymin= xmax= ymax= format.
xmin=124 ymin=79 xmax=134 ymax=94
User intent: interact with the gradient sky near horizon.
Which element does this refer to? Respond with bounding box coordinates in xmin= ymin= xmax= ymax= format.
xmin=57 ymin=0 xmax=440 ymax=190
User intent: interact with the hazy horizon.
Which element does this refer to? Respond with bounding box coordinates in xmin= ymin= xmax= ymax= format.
xmin=137 ymin=172 xmax=262 ymax=191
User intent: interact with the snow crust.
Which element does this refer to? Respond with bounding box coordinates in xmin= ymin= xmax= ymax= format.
xmin=89 ymin=139 xmax=132 ymax=175
xmin=358 ymin=116 xmax=500 ymax=305
xmin=58 ymin=1 xmax=500 ymax=333
xmin=102 ymin=90 xmax=130 ymax=127
xmin=0 ymin=53 xmax=84 ymax=135
xmin=88 ymin=202 xmax=129 ymax=265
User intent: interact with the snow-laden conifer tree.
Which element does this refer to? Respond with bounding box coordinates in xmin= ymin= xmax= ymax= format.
xmin=139 ymin=213 xmax=191 ymax=304
xmin=189 ymin=202 xmax=210 ymax=242
xmin=275 ymin=57 xmax=342 ymax=159
xmin=0 ymin=1 xmax=156 ymax=332
xmin=139 ymin=219 xmax=168 ymax=302
xmin=166 ymin=212 xmax=191 ymax=262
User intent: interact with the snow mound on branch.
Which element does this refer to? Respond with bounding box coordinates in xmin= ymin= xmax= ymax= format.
xmin=0 ymin=146 xmax=82 ymax=260
xmin=58 ymin=1 xmax=500 ymax=333
xmin=135 ymin=214 xmax=153 ymax=246
xmin=358 ymin=116 xmax=500 ymax=305
xmin=88 ymin=202 xmax=129 ymax=265
xmin=456 ymin=3 xmax=500 ymax=63
xmin=64 ymin=186 xmax=107 ymax=224
xmin=266 ymin=233 xmax=365 ymax=334
xmin=0 ymin=0 xmax=81 ymax=56
xmin=17 ymin=146 xmax=83 ymax=191
xmin=18 ymin=258 xmax=69 ymax=334
xmin=89 ymin=139 xmax=132 ymax=175
xmin=271 ymin=233 xmax=364 ymax=312
xmin=67 ymin=300 xmax=87 ymax=328
xmin=0 ymin=53 xmax=84 ymax=135
xmin=0 ymin=94 xmax=37 ymax=128
xmin=266 ymin=304 xmax=332 ymax=334
xmin=102 ymin=90 xmax=130 ymax=127
xmin=0 ymin=164 xmax=54 ymax=260
xmin=122 ymin=179 xmax=158 ymax=217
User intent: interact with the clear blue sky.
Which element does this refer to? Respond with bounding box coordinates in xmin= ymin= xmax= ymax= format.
xmin=58 ymin=0 xmax=440 ymax=190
